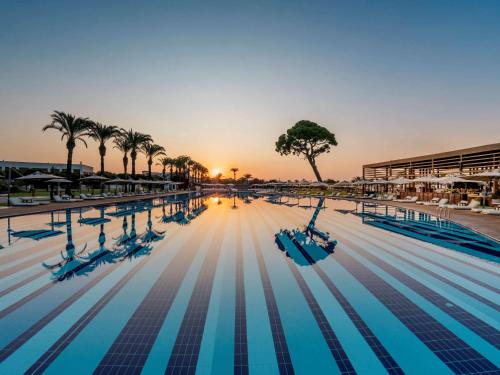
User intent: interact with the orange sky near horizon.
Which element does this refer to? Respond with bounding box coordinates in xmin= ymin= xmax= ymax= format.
xmin=1 ymin=110 xmax=498 ymax=182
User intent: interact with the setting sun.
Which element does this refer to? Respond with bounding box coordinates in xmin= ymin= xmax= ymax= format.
xmin=211 ymin=167 xmax=222 ymax=177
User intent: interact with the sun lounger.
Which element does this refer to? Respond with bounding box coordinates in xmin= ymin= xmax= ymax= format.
xmin=377 ymin=194 xmax=394 ymax=201
xmin=447 ymin=200 xmax=481 ymax=210
xmin=393 ymin=196 xmax=418 ymax=203
xmin=80 ymin=194 xmax=102 ymax=200
xmin=481 ymin=208 xmax=500 ymax=215
xmin=417 ymin=197 xmax=439 ymax=205
xmin=54 ymin=195 xmax=84 ymax=203
xmin=423 ymin=198 xmax=448 ymax=206
xmin=9 ymin=197 xmax=40 ymax=206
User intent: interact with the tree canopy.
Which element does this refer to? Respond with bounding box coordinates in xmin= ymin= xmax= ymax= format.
xmin=275 ymin=120 xmax=337 ymax=182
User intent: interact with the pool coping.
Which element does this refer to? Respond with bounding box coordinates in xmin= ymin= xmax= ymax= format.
xmin=341 ymin=197 xmax=500 ymax=243
xmin=0 ymin=190 xmax=196 ymax=219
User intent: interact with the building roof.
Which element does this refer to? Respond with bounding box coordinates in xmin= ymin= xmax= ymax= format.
xmin=363 ymin=143 xmax=500 ymax=168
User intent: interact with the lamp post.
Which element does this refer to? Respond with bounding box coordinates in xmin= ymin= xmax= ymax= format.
xmin=7 ymin=167 xmax=11 ymax=207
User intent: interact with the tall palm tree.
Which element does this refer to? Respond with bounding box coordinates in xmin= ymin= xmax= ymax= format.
xmin=201 ymin=166 xmax=209 ymax=183
xmin=141 ymin=143 xmax=166 ymax=179
xmin=192 ymin=162 xmax=203 ymax=183
xmin=187 ymin=159 xmax=196 ymax=185
xmin=120 ymin=129 xmax=152 ymax=178
xmin=88 ymin=122 xmax=120 ymax=175
xmin=113 ymin=136 xmax=131 ymax=177
xmin=175 ymin=155 xmax=191 ymax=182
xmin=157 ymin=156 xmax=173 ymax=179
xmin=230 ymin=167 xmax=239 ymax=183
xmin=42 ymin=111 xmax=91 ymax=193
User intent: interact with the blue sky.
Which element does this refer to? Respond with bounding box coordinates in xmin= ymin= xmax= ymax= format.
xmin=1 ymin=0 xmax=499 ymax=179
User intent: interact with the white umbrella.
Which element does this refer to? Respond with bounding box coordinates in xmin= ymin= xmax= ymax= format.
xmin=463 ymin=169 xmax=500 ymax=181
xmin=104 ymin=178 xmax=128 ymax=184
xmin=388 ymin=177 xmax=412 ymax=185
xmin=412 ymin=176 xmax=440 ymax=183
xmin=80 ymin=175 xmax=109 ymax=181
xmin=16 ymin=171 xmax=60 ymax=181
xmin=463 ymin=169 xmax=500 ymax=205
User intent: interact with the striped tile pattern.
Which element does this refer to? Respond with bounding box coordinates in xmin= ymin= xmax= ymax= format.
xmin=0 ymin=195 xmax=499 ymax=375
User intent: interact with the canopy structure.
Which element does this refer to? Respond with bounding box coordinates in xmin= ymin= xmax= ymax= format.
xmin=412 ymin=176 xmax=441 ymax=183
xmin=46 ymin=178 xmax=72 ymax=184
xmin=104 ymin=178 xmax=128 ymax=184
xmin=352 ymin=180 xmax=372 ymax=185
xmin=16 ymin=171 xmax=61 ymax=181
xmin=388 ymin=177 xmax=412 ymax=185
xmin=464 ymin=169 xmax=500 ymax=181
xmin=332 ymin=181 xmax=355 ymax=188
xmin=308 ymin=182 xmax=329 ymax=187
xmin=438 ymin=176 xmax=485 ymax=185
xmin=80 ymin=175 xmax=109 ymax=182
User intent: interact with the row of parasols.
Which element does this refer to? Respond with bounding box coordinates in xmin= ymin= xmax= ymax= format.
xmin=335 ymin=169 xmax=500 ymax=188
xmin=13 ymin=171 xmax=184 ymax=186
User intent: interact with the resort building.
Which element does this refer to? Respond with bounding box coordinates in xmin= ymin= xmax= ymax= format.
xmin=362 ymin=143 xmax=500 ymax=180
xmin=0 ymin=160 xmax=94 ymax=176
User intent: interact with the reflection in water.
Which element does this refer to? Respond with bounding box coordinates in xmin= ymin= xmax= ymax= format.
xmin=38 ymin=194 xmax=209 ymax=281
xmin=42 ymin=209 xmax=89 ymax=280
xmin=140 ymin=204 xmax=165 ymax=243
xmin=275 ymin=198 xmax=337 ymax=266
xmin=78 ymin=206 xmax=111 ymax=226
xmin=355 ymin=202 xmax=500 ymax=260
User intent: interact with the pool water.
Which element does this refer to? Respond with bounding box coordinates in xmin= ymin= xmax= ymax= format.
xmin=0 ymin=193 xmax=499 ymax=374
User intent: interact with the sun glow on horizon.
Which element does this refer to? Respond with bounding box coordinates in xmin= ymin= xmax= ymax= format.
xmin=211 ymin=167 xmax=222 ymax=177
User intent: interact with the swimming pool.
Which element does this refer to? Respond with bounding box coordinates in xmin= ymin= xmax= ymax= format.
xmin=0 ymin=193 xmax=499 ymax=374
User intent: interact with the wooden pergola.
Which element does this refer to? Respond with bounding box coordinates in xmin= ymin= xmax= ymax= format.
xmin=362 ymin=143 xmax=500 ymax=181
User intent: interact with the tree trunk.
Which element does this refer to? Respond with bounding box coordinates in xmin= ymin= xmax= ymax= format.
xmin=66 ymin=146 xmax=73 ymax=195
xmin=307 ymin=156 xmax=323 ymax=182
xmin=99 ymin=144 xmax=106 ymax=175
xmin=131 ymin=152 xmax=137 ymax=192
xmin=123 ymin=155 xmax=128 ymax=177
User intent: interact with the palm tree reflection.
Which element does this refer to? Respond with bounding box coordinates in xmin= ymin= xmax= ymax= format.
xmin=42 ymin=209 xmax=88 ymax=280
xmin=275 ymin=198 xmax=337 ymax=266
xmin=139 ymin=204 xmax=165 ymax=243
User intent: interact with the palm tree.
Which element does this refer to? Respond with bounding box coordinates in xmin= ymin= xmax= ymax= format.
xmin=120 ymin=129 xmax=152 ymax=178
xmin=88 ymin=122 xmax=120 ymax=175
xmin=187 ymin=159 xmax=196 ymax=185
xmin=42 ymin=111 xmax=91 ymax=193
xmin=230 ymin=167 xmax=239 ymax=183
xmin=113 ymin=136 xmax=131 ymax=177
xmin=175 ymin=155 xmax=191 ymax=182
xmin=201 ymin=166 xmax=209 ymax=183
xmin=157 ymin=156 xmax=174 ymax=179
xmin=141 ymin=143 xmax=166 ymax=179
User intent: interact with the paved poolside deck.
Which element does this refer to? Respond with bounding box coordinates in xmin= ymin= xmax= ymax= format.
xmin=0 ymin=190 xmax=193 ymax=219
xmin=356 ymin=198 xmax=500 ymax=241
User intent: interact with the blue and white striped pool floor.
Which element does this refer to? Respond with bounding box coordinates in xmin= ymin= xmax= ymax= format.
xmin=0 ymin=195 xmax=498 ymax=374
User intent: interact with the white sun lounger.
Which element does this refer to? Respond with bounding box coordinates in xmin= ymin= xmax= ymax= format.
xmin=447 ymin=200 xmax=481 ymax=210
xmin=8 ymin=197 xmax=40 ymax=206
xmin=393 ymin=196 xmax=418 ymax=203
xmin=424 ymin=198 xmax=448 ymax=206
xmin=417 ymin=197 xmax=439 ymax=205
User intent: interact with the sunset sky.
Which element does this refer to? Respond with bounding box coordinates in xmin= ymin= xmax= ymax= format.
xmin=1 ymin=1 xmax=499 ymax=180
